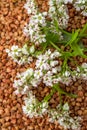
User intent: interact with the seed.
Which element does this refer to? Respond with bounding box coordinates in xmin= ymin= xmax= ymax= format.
xmin=78 ymin=110 xmax=82 ymax=116
xmin=78 ymin=91 xmax=84 ymax=97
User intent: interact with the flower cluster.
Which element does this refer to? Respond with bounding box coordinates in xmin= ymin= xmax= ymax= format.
xmin=13 ymin=45 xmax=87 ymax=95
xmin=23 ymin=12 xmax=47 ymax=45
xmin=49 ymin=22 xmax=63 ymax=40
xmin=48 ymin=103 xmax=81 ymax=130
xmin=36 ymin=50 xmax=61 ymax=86
xmin=23 ymin=93 xmax=81 ymax=129
xmin=61 ymin=63 xmax=87 ymax=85
xmin=24 ymin=0 xmax=38 ymax=15
xmin=22 ymin=91 xmax=48 ymax=118
xmin=76 ymin=63 xmax=87 ymax=80
xmin=13 ymin=49 xmax=61 ymax=94
xmin=6 ymin=44 xmax=35 ymax=65
xmin=74 ymin=0 xmax=87 ymax=16
xmin=63 ymin=0 xmax=73 ymax=4
xmin=23 ymin=0 xmax=47 ymax=45
xmin=48 ymin=0 xmax=69 ymax=29
xmin=5 ymin=0 xmax=87 ymax=129
xmin=60 ymin=70 xmax=73 ymax=86
xmin=13 ymin=68 xmax=34 ymax=94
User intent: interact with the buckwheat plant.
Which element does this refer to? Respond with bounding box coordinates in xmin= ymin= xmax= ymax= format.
xmin=24 ymin=0 xmax=38 ymax=15
xmin=48 ymin=0 xmax=69 ymax=29
xmin=75 ymin=63 xmax=87 ymax=80
xmin=48 ymin=103 xmax=81 ymax=130
xmin=23 ymin=0 xmax=47 ymax=45
xmin=63 ymin=0 xmax=73 ymax=4
xmin=6 ymin=44 xmax=35 ymax=65
xmin=13 ymin=49 xmax=62 ymax=94
xmin=5 ymin=0 xmax=87 ymax=129
xmin=23 ymin=12 xmax=47 ymax=45
xmin=23 ymin=91 xmax=48 ymax=118
xmin=74 ymin=0 xmax=87 ymax=16
xmin=13 ymin=68 xmax=34 ymax=94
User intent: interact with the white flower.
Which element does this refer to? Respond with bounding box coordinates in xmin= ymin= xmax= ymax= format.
xmin=24 ymin=0 xmax=38 ymax=15
xmin=22 ymin=44 xmax=29 ymax=55
xmin=52 ymin=67 xmax=58 ymax=74
xmin=13 ymin=68 xmax=34 ymax=94
xmin=22 ymin=85 xmax=29 ymax=94
xmin=13 ymin=80 xmax=23 ymax=88
xmin=49 ymin=0 xmax=54 ymax=6
xmin=48 ymin=103 xmax=81 ymax=130
xmin=43 ymin=71 xmax=53 ymax=86
xmin=81 ymin=10 xmax=87 ymax=16
xmin=23 ymin=13 xmax=47 ymax=45
xmin=31 ymin=78 xmax=41 ymax=87
xmin=44 ymin=49 xmax=52 ymax=60
xmin=35 ymin=50 xmax=53 ymax=70
xmin=29 ymin=45 xmax=35 ymax=54
xmin=48 ymin=0 xmax=69 ymax=29
xmin=40 ymin=101 xmax=48 ymax=114
xmin=74 ymin=0 xmax=87 ymax=16
xmin=62 ymin=103 xmax=69 ymax=111
xmin=60 ymin=75 xmax=72 ymax=86
xmin=50 ymin=51 xmax=61 ymax=59
xmin=50 ymin=6 xmax=56 ymax=12
xmin=50 ymin=60 xmax=58 ymax=67
xmin=77 ymin=67 xmax=80 ymax=72
xmin=11 ymin=45 xmax=18 ymax=51
xmin=63 ymin=70 xmax=70 ymax=77
xmin=22 ymin=91 xmax=48 ymax=118
xmin=35 ymin=56 xmax=46 ymax=69
xmin=26 ymin=68 xmax=34 ymax=77
xmin=82 ymin=63 xmax=87 ymax=69
xmin=34 ymin=70 xmax=43 ymax=79
xmin=42 ymin=12 xmax=47 ymax=16
xmin=53 ymin=77 xmax=61 ymax=84
xmin=5 ymin=45 xmax=34 ymax=65
xmin=64 ymin=0 xmax=73 ymax=4
xmin=81 ymin=73 xmax=87 ymax=80
xmin=6 ymin=49 xmax=10 ymax=53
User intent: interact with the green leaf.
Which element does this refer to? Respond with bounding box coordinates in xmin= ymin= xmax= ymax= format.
xmin=46 ymin=32 xmax=60 ymax=44
xmin=71 ymin=42 xmax=87 ymax=58
xmin=65 ymin=29 xmax=80 ymax=47
xmin=34 ymin=51 xmax=42 ymax=56
xmin=79 ymin=23 xmax=87 ymax=37
xmin=78 ymin=33 xmax=87 ymax=38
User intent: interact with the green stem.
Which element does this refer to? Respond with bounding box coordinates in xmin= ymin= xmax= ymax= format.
xmin=62 ymin=57 xmax=68 ymax=73
xmin=42 ymin=42 xmax=48 ymax=53
xmin=53 ymin=83 xmax=77 ymax=98
xmin=43 ymin=88 xmax=56 ymax=102
xmin=35 ymin=88 xmax=56 ymax=109
xmin=50 ymin=41 xmax=61 ymax=52
xmin=59 ymin=93 xmax=63 ymax=108
xmin=75 ymin=23 xmax=87 ymax=44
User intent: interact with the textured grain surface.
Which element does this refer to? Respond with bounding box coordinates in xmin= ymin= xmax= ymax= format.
xmin=0 ymin=0 xmax=87 ymax=130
